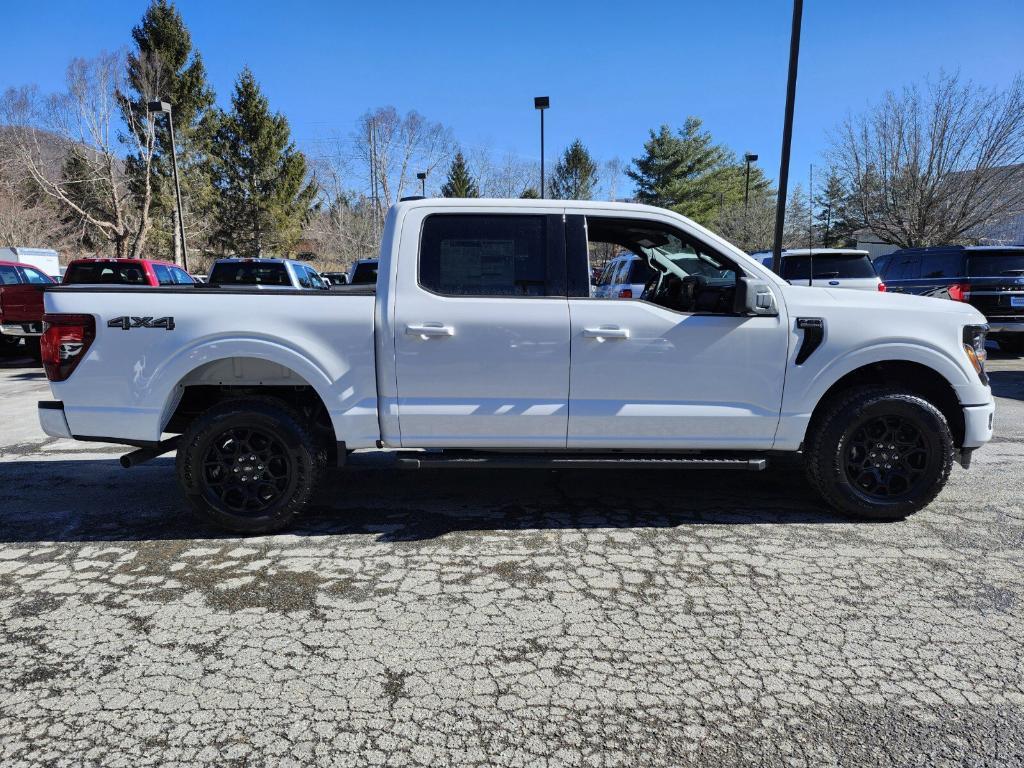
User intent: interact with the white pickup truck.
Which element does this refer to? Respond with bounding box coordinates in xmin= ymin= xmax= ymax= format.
xmin=37 ymin=199 xmax=995 ymax=533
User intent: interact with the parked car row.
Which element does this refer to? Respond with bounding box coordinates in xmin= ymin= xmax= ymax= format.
xmin=0 ymin=254 xmax=381 ymax=360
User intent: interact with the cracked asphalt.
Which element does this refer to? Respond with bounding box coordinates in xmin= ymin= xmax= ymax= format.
xmin=1 ymin=350 xmax=1023 ymax=767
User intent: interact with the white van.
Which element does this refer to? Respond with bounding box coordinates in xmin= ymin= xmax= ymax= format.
xmin=0 ymin=248 xmax=60 ymax=280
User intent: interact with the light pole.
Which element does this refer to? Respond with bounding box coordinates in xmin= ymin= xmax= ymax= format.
xmin=416 ymin=171 xmax=427 ymax=197
xmin=534 ymin=96 xmax=549 ymax=198
xmin=771 ymin=0 xmax=803 ymax=275
xmin=147 ymin=101 xmax=188 ymax=271
xmin=743 ymin=152 xmax=758 ymax=213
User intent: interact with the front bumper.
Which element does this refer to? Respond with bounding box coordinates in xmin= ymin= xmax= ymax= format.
xmin=38 ymin=401 xmax=72 ymax=439
xmin=1 ymin=321 xmax=43 ymax=337
xmin=962 ymin=401 xmax=995 ymax=449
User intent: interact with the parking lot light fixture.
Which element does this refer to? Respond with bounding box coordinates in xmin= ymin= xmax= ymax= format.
xmin=416 ymin=171 xmax=427 ymax=197
xmin=534 ymin=97 xmax=549 ymax=198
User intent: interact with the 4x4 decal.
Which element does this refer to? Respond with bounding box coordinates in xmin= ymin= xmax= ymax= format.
xmin=107 ymin=316 xmax=175 ymax=331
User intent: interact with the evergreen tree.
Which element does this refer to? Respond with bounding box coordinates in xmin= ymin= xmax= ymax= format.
xmin=119 ymin=0 xmax=216 ymax=261
xmin=548 ymin=139 xmax=598 ymax=200
xmin=519 ymin=187 xmax=540 ymax=199
xmin=440 ymin=152 xmax=479 ymax=197
xmin=783 ymin=183 xmax=814 ymax=249
xmin=627 ymin=117 xmax=769 ymax=227
xmin=211 ymin=68 xmax=318 ymax=255
xmin=813 ymin=168 xmax=855 ymax=247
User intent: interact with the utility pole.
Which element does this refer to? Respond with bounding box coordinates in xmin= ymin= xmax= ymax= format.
xmin=147 ymin=101 xmax=188 ymax=271
xmin=771 ymin=0 xmax=804 ymax=275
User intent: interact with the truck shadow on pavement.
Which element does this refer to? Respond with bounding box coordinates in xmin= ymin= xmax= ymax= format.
xmin=0 ymin=456 xmax=857 ymax=544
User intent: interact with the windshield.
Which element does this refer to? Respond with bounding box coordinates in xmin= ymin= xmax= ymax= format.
xmin=780 ymin=254 xmax=876 ymax=280
xmin=967 ymin=251 xmax=1024 ymax=277
xmin=64 ymin=261 xmax=148 ymax=285
xmin=209 ymin=262 xmax=290 ymax=286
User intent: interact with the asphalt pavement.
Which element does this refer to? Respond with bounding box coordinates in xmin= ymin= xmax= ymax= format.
xmin=1 ymin=349 xmax=1022 ymax=767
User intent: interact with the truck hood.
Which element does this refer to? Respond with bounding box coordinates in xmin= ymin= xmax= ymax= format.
xmin=786 ymin=283 xmax=986 ymax=324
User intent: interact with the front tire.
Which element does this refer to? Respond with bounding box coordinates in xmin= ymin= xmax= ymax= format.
xmin=805 ymin=389 xmax=954 ymax=520
xmin=176 ymin=398 xmax=321 ymax=534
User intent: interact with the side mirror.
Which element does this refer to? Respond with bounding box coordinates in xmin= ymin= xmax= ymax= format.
xmin=735 ymin=276 xmax=778 ymax=316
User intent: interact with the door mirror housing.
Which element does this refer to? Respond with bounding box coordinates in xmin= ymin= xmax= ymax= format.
xmin=735 ymin=276 xmax=778 ymax=316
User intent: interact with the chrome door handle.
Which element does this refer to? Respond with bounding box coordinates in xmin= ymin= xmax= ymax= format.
xmin=583 ymin=326 xmax=630 ymax=339
xmin=406 ymin=323 xmax=454 ymax=338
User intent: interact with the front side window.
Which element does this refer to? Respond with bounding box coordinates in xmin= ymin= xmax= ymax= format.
xmin=20 ymin=266 xmax=52 ymax=284
xmin=295 ymin=266 xmax=313 ymax=288
xmin=584 ymin=217 xmax=738 ymax=313
xmin=420 ymin=215 xmax=549 ymax=297
xmin=153 ymin=264 xmax=174 ymax=285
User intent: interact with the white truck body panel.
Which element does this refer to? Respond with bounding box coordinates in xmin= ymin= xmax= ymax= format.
xmin=42 ymin=199 xmax=994 ymax=459
xmin=44 ymin=290 xmax=380 ymax=447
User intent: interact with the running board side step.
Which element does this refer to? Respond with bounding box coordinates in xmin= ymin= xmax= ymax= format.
xmin=395 ymin=453 xmax=767 ymax=471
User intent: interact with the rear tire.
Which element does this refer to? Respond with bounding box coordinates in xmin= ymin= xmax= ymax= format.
xmin=176 ymin=398 xmax=321 ymax=534
xmin=805 ymin=388 xmax=954 ymax=520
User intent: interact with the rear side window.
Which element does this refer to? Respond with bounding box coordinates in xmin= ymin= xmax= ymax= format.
xmin=209 ymin=262 xmax=290 ymax=286
xmin=64 ymin=261 xmax=148 ymax=284
xmin=781 ymin=254 xmax=877 ymax=280
xmin=420 ymin=215 xmax=549 ymax=296
xmin=919 ymin=253 xmax=964 ymax=279
xmin=0 ymin=265 xmax=21 ymax=285
xmin=967 ymin=251 xmax=1024 ymax=277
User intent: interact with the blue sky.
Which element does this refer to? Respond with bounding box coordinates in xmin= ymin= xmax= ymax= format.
xmin=3 ymin=0 xmax=1023 ymax=195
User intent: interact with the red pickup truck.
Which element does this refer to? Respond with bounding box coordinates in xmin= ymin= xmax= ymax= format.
xmin=0 ymin=260 xmax=55 ymax=359
xmin=63 ymin=258 xmax=194 ymax=286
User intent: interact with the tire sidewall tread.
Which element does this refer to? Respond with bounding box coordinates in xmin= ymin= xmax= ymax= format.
xmin=176 ymin=397 xmax=320 ymax=534
xmin=805 ymin=388 xmax=954 ymax=520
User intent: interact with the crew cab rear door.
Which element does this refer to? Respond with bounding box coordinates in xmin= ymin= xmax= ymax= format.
xmin=392 ymin=208 xmax=570 ymax=448
xmin=564 ymin=210 xmax=789 ymax=450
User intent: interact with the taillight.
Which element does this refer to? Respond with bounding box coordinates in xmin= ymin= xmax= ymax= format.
xmin=948 ymin=282 xmax=971 ymax=301
xmin=618 ymin=288 xmax=633 ymax=299
xmin=877 ymin=282 xmax=886 ymax=292
xmin=41 ymin=313 xmax=95 ymax=382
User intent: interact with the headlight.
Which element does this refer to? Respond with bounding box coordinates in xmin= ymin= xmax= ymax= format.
xmin=962 ymin=324 xmax=989 ymax=385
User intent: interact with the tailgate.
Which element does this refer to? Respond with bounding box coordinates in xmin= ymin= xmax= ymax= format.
xmin=0 ymin=284 xmax=46 ymax=324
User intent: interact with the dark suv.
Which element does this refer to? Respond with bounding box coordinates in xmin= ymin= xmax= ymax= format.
xmin=875 ymin=246 xmax=1024 ymax=354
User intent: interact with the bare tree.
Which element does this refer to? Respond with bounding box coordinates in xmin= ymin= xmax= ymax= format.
xmin=305 ymin=153 xmax=379 ymax=267
xmin=471 ymin=148 xmax=537 ymax=198
xmin=832 ymin=71 xmax=1024 ymax=248
xmin=603 ymin=157 xmax=624 ymax=201
xmin=715 ymin=191 xmax=777 ymax=253
xmin=0 ymin=52 xmax=158 ymax=258
xmin=354 ymin=107 xmax=454 ymax=230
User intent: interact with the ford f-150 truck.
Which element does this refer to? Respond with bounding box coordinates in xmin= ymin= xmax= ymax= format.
xmin=37 ymin=199 xmax=995 ymax=533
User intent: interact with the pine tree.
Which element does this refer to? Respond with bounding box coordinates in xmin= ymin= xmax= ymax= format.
xmin=119 ymin=0 xmax=216 ymax=261
xmin=626 ymin=117 xmax=769 ymax=227
xmin=519 ymin=187 xmax=540 ymax=199
xmin=783 ymin=184 xmax=814 ymax=249
xmin=548 ymin=139 xmax=598 ymax=200
xmin=813 ymin=168 xmax=854 ymax=247
xmin=211 ymin=68 xmax=318 ymax=255
xmin=440 ymin=152 xmax=479 ymax=197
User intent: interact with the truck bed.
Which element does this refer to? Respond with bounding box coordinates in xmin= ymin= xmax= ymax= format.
xmin=42 ymin=285 xmax=380 ymax=447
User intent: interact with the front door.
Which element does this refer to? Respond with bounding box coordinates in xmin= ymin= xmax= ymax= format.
xmin=393 ymin=210 xmax=570 ymax=448
xmin=566 ymin=212 xmax=789 ymax=450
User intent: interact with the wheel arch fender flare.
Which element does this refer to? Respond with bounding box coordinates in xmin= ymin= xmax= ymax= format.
xmin=152 ymin=336 xmax=338 ymax=433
